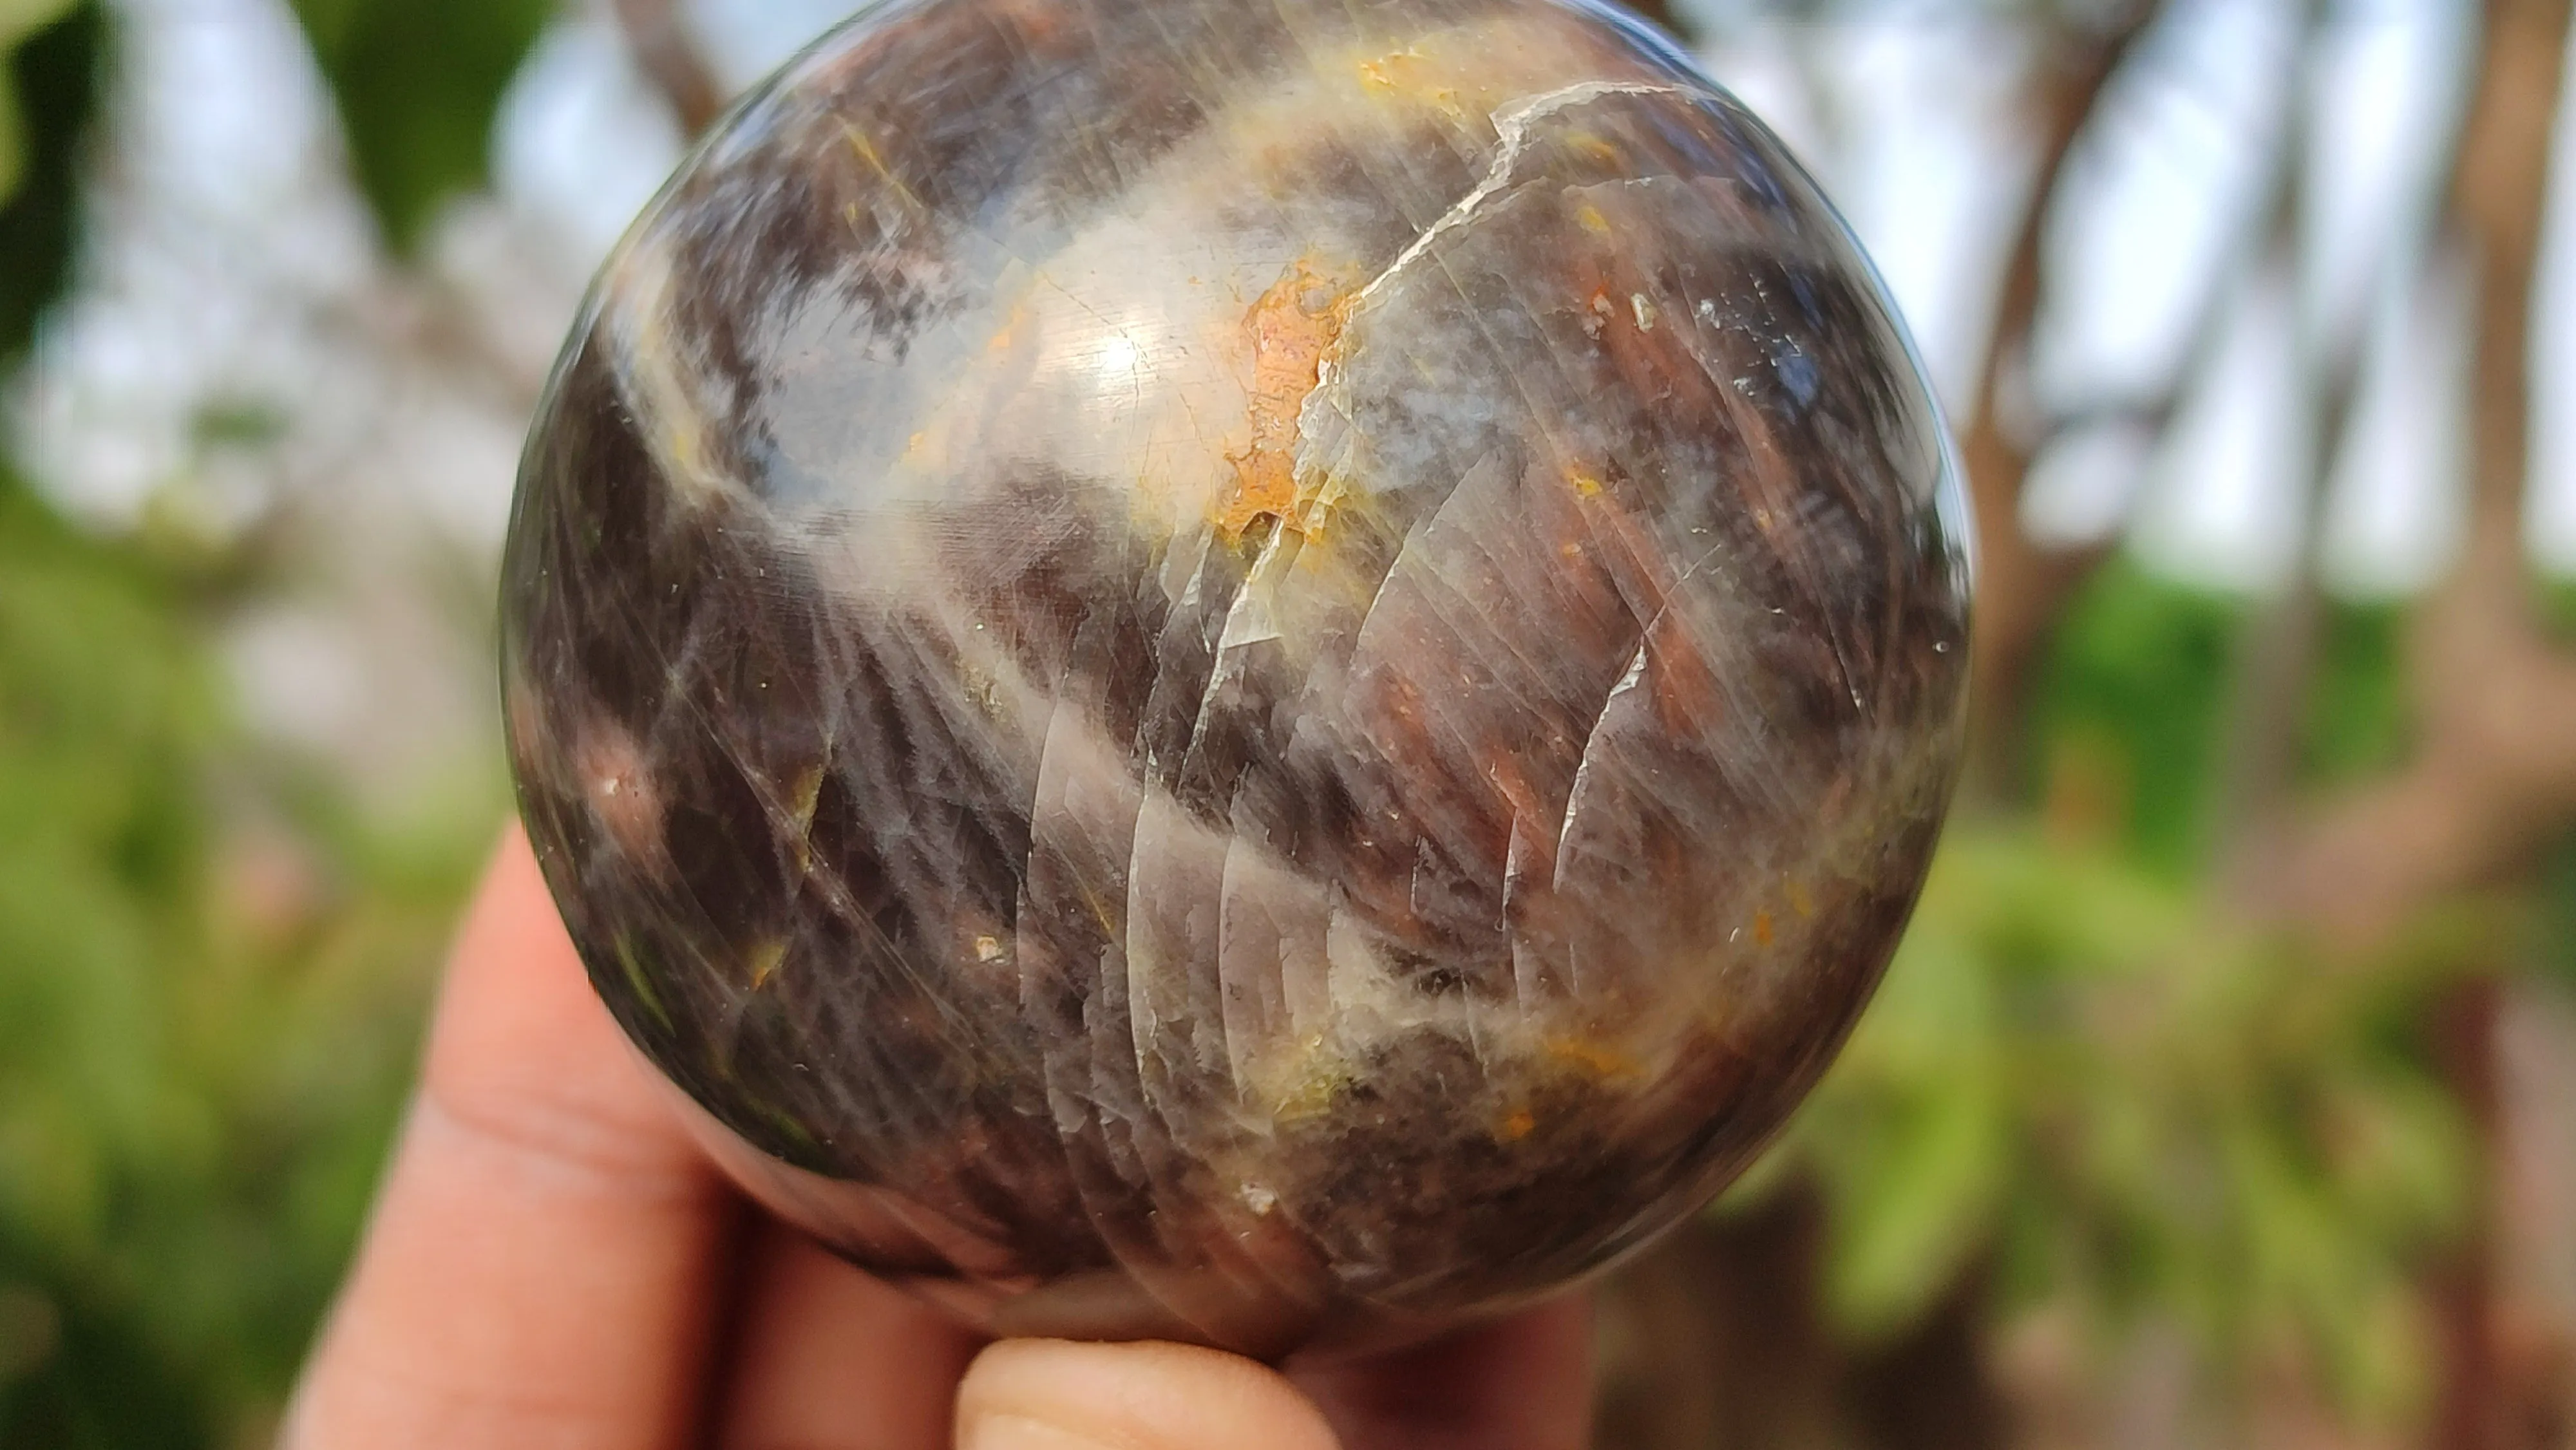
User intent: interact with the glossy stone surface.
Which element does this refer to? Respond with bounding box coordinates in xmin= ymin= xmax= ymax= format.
xmin=502 ymin=0 xmax=1971 ymax=1358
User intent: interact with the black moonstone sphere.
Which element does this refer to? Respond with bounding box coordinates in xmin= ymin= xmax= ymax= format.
xmin=501 ymin=0 xmax=1972 ymax=1359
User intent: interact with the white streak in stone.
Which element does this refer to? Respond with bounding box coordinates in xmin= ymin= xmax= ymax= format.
xmin=1164 ymin=80 xmax=1694 ymax=729
xmin=1286 ymin=82 xmax=1691 ymax=511
xmin=1344 ymin=81 xmax=1687 ymax=320
xmin=605 ymin=240 xmax=756 ymax=511
xmin=1553 ymin=641 xmax=1647 ymax=882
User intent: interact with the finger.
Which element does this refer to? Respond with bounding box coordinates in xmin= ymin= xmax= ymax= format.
xmin=1290 ymin=1296 xmax=1595 ymax=1450
xmin=286 ymin=827 xmax=737 ymax=1450
xmin=956 ymin=1339 xmax=1343 ymax=1450
xmin=713 ymin=1218 xmax=983 ymax=1449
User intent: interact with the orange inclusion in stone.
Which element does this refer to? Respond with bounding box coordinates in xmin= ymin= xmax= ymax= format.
xmin=1218 ymin=258 xmax=1350 ymax=539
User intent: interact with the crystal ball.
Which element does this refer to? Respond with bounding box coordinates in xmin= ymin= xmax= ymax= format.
xmin=500 ymin=0 xmax=1971 ymax=1358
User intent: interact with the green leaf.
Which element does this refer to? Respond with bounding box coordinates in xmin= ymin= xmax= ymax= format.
xmin=0 ymin=445 xmax=484 ymax=1442
xmin=0 ymin=0 xmax=76 ymax=155
xmin=0 ymin=1222 xmax=213 ymax=1450
xmin=1806 ymin=900 xmax=2013 ymax=1339
xmin=0 ymin=0 xmax=102 ymax=362
xmin=2036 ymin=556 xmax=2248 ymax=874
xmin=1819 ymin=1066 xmax=2009 ymax=1339
xmin=2300 ymin=601 xmax=2409 ymax=787
xmin=1774 ymin=817 xmax=2468 ymax=1429
xmin=0 ymin=0 xmax=76 ymax=41
xmin=2541 ymin=832 xmax=2576 ymax=989
xmin=0 ymin=70 xmax=22 ymax=210
xmin=283 ymin=0 xmax=552 ymax=249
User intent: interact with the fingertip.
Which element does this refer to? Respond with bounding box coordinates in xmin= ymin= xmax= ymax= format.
xmin=424 ymin=824 xmax=706 ymax=1187
xmin=289 ymin=824 xmax=734 ymax=1450
xmin=1291 ymin=1297 xmax=1595 ymax=1450
xmin=958 ymin=1339 xmax=1342 ymax=1450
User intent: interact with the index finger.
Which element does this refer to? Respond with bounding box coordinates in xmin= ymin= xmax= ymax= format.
xmin=285 ymin=827 xmax=737 ymax=1449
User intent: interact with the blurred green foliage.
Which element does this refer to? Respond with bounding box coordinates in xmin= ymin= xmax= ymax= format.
xmin=0 ymin=468 xmax=220 ymax=1447
xmin=2540 ymin=836 xmax=2576 ymax=990
xmin=0 ymin=464 xmax=489 ymax=1447
xmin=284 ymin=0 xmax=551 ymax=248
xmin=1732 ymin=561 xmax=2476 ymax=1429
xmin=2031 ymin=559 xmax=2244 ymax=874
xmin=0 ymin=0 xmax=78 ymax=205
xmin=1768 ymin=825 xmax=2467 ymax=1422
xmin=0 ymin=0 xmax=100 ymax=362
xmin=2301 ymin=602 xmax=2412 ymax=788
xmin=0 ymin=3 xmax=518 ymax=1441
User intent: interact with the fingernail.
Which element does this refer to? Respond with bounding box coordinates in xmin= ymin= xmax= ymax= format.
xmin=958 ymin=1408 xmax=1122 ymax=1450
xmin=956 ymin=1339 xmax=1342 ymax=1450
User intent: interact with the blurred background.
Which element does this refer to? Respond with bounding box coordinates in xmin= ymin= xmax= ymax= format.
xmin=0 ymin=0 xmax=2571 ymax=1444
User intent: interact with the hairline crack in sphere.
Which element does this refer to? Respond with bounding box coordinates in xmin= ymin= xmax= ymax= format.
xmin=500 ymin=0 xmax=1973 ymax=1359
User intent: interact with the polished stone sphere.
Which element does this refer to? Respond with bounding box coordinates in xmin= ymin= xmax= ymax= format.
xmin=501 ymin=0 xmax=1971 ymax=1358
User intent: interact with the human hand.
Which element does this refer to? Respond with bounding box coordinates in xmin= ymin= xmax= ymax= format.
xmin=285 ymin=828 xmax=1595 ymax=1449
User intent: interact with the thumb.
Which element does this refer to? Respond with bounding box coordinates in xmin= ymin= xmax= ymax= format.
xmin=956 ymin=1339 xmax=1343 ymax=1450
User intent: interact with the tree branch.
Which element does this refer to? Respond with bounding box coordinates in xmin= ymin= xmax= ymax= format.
xmin=1960 ymin=6 xmax=2159 ymax=794
xmin=2251 ymin=0 xmax=2576 ymax=944
xmin=1616 ymin=0 xmax=1689 ymax=39
xmin=612 ymin=0 xmax=726 ymax=137
xmin=2213 ymin=1 xmax=2373 ymax=860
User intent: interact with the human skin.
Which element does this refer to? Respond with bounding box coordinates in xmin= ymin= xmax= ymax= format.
xmin=283 ymin=827 xmax=1595 ymax=1449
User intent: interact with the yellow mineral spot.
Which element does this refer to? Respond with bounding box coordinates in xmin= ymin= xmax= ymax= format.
xmin=1575 ymin=203 xmax=1613 ymax=235
xmin=666 ymin=422 xmax=702 ymax=471
xmin=1752 ymin=909 xmax=1775 ymax=948
xmin=1217 ymin=258 xmax=1350 ymax=540
xmin=1072 ymin=880 xmax=1121 ymax=941
xmin=1353 ymin=47 xmax=1463 ymax=117
xmin=986 ymin=305 xmax=1030 ymax=353
xmin=1786 ymin=880 xmax=1815 ymax=918
xmin=746 ymin=937 xmax=788 ymax=990
xmin=839 ymin=122 xmax=926 ymax=212
xmin=1268 ymin=1039 xmax=1348 ymax=1122
xmin=1290 ymin=511 xmax=1336 ymax=553
xmin=1499 ymin=1109 xmax=1537 ymax=1142
xmin=974 ymin=934 xmax=1006 ymax=963
xmin=1543 ymin=1035 xmax=1642 ymax=1080
xmin=614 ymin=935 xmax=672 ymax=1031
xmin=788 ymin=764 xmax=825 ymax=872
xmin=1569 ymin=467 xmax=1604 ymax=498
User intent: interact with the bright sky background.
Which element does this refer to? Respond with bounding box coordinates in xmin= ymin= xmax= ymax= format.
xmin=20 ymin=0 xmax=2576 ymax=599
